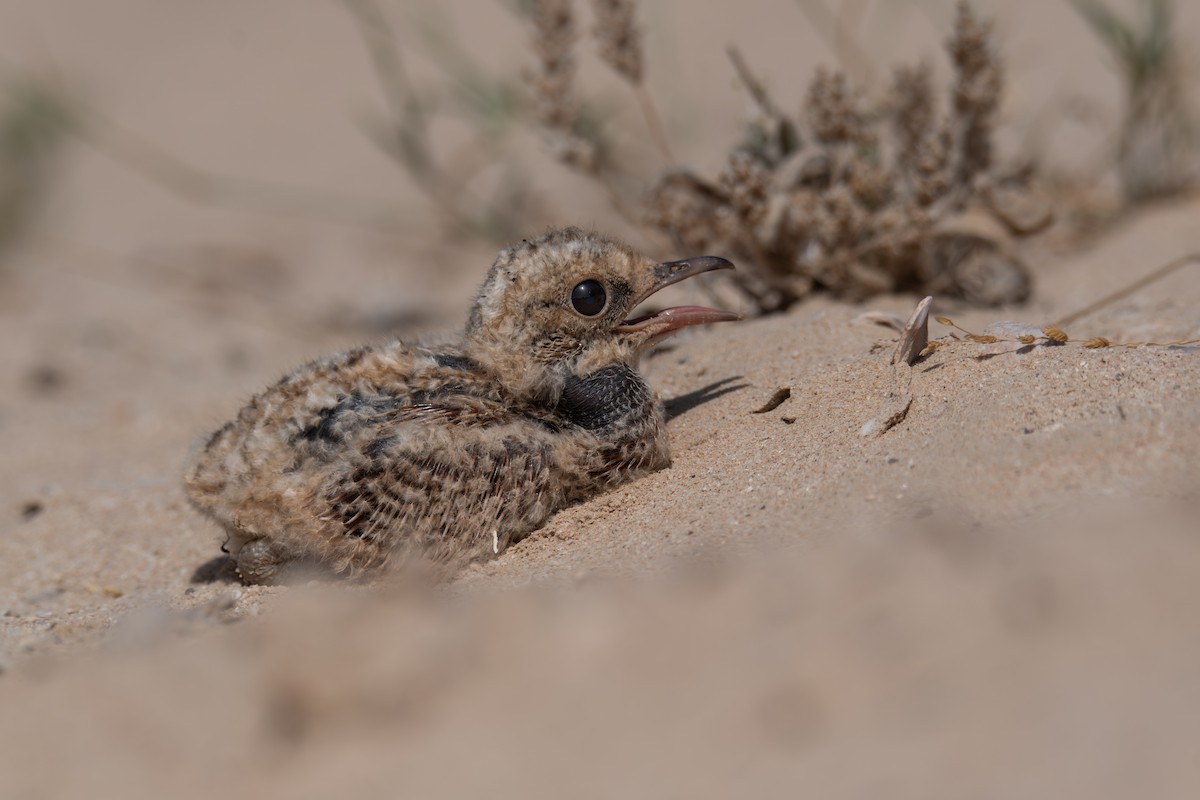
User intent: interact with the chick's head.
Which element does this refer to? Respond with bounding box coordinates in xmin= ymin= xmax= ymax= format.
xmin=465 ymin=227 xmax=737 ymax=403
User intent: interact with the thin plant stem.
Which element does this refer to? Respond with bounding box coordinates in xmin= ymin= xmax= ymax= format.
xmin=1052 ymin=252 xmax=1200 ymax=328
xmin=634 ymin=84 xmax=674 ymax=163
xmin=726 ymin=45 xmax=786 ymax=122
xmin=792 ymin=0 xmax=877 ymax=88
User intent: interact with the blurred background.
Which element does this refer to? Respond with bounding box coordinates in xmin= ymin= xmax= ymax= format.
xmin=1 ymin=0 xmax=1195 ymax=310
xmin=1 ymin=1 xmax=1199 ymax=797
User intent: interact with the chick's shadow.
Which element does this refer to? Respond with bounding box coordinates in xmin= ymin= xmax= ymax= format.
xmin=191 ymin=554 xmax=240 ymax=584
xmin=664 ymin=377 xmax=747 ymax=422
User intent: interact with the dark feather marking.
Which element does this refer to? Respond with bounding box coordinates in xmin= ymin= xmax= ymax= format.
xmin=341 ymin=347 xmax=369 ymax=369
xmin=557 ymin=364 xmax=650 ymax=432
xmin=431 ymin=353 xmax=479 ymax=372
xmin=203 ymin=420 xmax=235 ymax=452
xmin=296 ymin=393 xmax=401 ymax=445
xmin=296 ymin=381 xmax=487 ymax=447
xmin=364 ymin=435 xmax=395 ymax=460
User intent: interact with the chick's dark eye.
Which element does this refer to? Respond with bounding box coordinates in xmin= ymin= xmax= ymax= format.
xmin=570 ymin=280 xmax=607 ymax=316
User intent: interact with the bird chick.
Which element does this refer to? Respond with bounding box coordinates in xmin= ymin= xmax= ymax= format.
xmin=185 ymin=228 xmax=737 ymax=584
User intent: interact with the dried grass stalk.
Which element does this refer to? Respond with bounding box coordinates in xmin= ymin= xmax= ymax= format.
xmin=589 ymin=0 xmax=673 ymax=162
xmin=929 ymin=301 xmax=1200 ymax=350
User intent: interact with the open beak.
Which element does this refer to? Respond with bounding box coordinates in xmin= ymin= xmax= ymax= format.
xmin=615 ymin=256 xmax=740 ymax=340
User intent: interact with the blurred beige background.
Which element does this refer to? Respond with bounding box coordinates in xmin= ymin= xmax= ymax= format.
xmin=1 ymin=3 xmax=1199 ymax=798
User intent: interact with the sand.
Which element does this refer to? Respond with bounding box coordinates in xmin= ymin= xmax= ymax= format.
xmin=2 ymin=1 xmax=1200 ymax=797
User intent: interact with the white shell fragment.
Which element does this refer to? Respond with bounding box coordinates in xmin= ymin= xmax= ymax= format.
xmin=893 ymin=296 xmax=933 ymax=367
xmin=863 ymin=295 xmax=931 ymax=437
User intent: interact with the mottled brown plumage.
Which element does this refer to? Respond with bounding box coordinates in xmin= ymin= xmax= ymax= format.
xmin=185 ymin=228 xmax=737 ymax=583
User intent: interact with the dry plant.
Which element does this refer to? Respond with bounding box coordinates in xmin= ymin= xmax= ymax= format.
xmin=17 ymin=1 xmax=635 ymax=263
xmin=1069 ymin=0 xmax=1197 ymax=201
xmin=521 ymin=0 xmax=655 ymax=229
xmin=523 ymin=1 xmax=1051 ymax=314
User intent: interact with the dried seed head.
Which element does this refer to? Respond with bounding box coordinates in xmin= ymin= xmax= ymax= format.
xmin=1083 ymin=337 xmax=1112 ymax=349
xmin=1041 ymin=325 xmax=1069 ymax=343
xmin=590 ymin=0 xmax=643 ymax=84
xmin=890 ymin=63 xmax=936 ymax=173
xmin=813 ymin=184 xmax=865 ymax=253
xmin=913 ymin=121 xmax=954 ymax=206
xmin=807 ymin=69 xmax=868 ymax=146
xmin=527 ymin=0 xmax=599 ymax=170
xmin=720 ymin=150 xmax=771 ymax=221
xmin=947 ymin=1 xmax=1002 ymax=182
xmin=848 ymin=158 xmax=892 ymax=209
xmin=643 ymin=170 xmax=722 ymax=253
xmin=529 ymin=0 xmax=577 ymax=127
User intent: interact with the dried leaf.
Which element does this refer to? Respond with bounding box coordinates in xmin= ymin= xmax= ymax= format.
xmin=752 ymin=386 xmax=791 ymax=414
